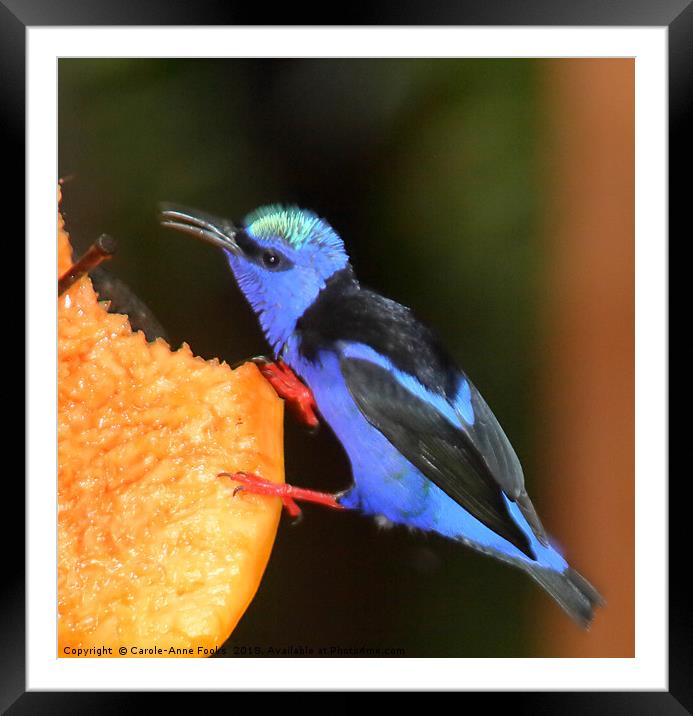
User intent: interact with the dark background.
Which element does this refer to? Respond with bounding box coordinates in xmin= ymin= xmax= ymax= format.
xmin=58 ymin=58 xmax=633 ymax=658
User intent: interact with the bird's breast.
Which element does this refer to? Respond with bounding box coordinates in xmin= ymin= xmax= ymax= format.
xmin=283 ymin=339 xmax=410 ymax=488
xmin=283 ymin=336 xmax=365 ymax=447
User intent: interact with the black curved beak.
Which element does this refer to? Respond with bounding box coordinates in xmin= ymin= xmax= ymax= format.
xmin=158 ymin=202 xmax=241 ymax=255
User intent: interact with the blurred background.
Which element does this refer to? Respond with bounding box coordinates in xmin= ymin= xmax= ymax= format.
xmin=58 ymin=58 xmax=633 ymax=658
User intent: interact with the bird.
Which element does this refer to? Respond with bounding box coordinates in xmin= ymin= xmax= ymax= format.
xmin=160 ymin=202 xmax=604 ymax=627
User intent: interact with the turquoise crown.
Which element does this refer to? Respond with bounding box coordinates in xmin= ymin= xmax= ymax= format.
xmin=244 ymin=205 xmax=344 ymax=253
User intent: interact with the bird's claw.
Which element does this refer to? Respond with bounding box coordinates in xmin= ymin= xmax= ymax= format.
xmin=230 ymin=355 xmax=272 ymax=370
xmin=248 ymin=355 xmax=273 ymax=368
xmin=288 ymin=510 xmax=304 ymax=527
xmin=250 ymin=358 xmax=320 ymax=431
xmin=218 ymin=471 xmax=346 ymax=519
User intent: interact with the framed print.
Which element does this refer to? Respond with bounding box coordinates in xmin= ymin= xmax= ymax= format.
xmin=10 ymin=0 xmax=683 ymax=708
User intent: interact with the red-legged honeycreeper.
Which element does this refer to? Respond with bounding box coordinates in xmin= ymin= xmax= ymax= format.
xmin=160 ymin=203 xmax=604 ymax=628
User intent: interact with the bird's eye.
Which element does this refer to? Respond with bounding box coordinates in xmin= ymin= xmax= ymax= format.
xmin=262 ymin=250 xmax=281 ymax=268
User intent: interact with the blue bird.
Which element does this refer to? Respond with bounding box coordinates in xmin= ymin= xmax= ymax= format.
xmin=160 ymin=203 xmax=603 ymax=627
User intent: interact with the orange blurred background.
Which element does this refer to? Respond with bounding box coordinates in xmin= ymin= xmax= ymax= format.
xmin=535 ymin=59 xmax=634 ymax=657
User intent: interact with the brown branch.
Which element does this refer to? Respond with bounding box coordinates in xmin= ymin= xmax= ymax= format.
xmin=58 ymin=233 xmax=117 ymax=296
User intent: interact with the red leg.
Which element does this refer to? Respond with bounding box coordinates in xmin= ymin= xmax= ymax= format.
xmin=251 ymin=357 xmax=319 ymax=430
xmin=219 ymin=471 xmax=346 ymax=518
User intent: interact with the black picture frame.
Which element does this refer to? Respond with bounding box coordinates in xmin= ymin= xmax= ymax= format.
xmin=9 ymin=0 xmax=683 ymax=709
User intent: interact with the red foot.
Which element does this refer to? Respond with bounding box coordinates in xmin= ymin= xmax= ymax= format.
xmin=252 ymin=358 xmax=319 ymax=430
xmin=219 ymin=471 xmax=346 ymax=519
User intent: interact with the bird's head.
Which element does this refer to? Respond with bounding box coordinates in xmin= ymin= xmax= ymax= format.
xmin=160 ymin=203 xmax=350 ymax=352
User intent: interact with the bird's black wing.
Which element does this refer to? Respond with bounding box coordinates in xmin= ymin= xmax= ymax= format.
xmin=297 ymin=268 xmax=547 ymax=557
xmin=340 ymin=356 xmax=541 ymax=558
xmin=457 ymin=381 xmax=549 ymax=547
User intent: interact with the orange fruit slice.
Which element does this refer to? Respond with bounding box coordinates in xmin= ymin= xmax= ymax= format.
xmin=58 ymin=189 xmax=284 ymax=657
